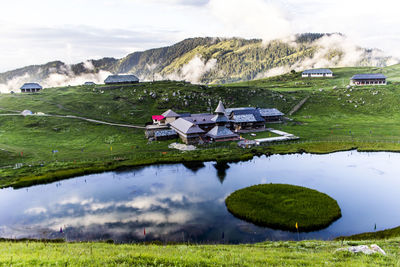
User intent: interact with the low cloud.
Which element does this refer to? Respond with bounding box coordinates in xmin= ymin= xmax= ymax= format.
xmin=162 ymin=55 xmax=217 ymax=84
xmin=0 ymin=69 xmax=112 ymax=93
xmin=255 ymin=34 xmax=398 ymax=78
xmin=41 ymin=70 xmax=112 ymax=88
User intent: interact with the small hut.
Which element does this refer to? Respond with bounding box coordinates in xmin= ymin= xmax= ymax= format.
xmin=84 ymin=82 xmax=95 ymax=86
xmin=104 ymin=75 xmax=139 ymax=85
xmin=20 ymin=83 xmax=43 ymax=93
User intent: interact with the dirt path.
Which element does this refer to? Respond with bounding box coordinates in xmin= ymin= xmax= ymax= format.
xmin=0 ymin=107 xmax=21 ymax=113
xmin=288 ymin=96 xmax=310 ymax=116
xmin=0 ymin=113 xmax=146 ymax=129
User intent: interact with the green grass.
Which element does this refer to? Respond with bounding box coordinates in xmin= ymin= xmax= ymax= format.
xmin=337 ymin=226 xmax=400 ymax=241
xmin=240 ymin=130 xmax=280 ymax=140
xmin=0 ymin=239 xmax=399 ymax=266
xmin=225 ymin=184 xmax=341 ymax=232
xmin=2 ymin=65 xmax=400 ymax=188
xmin=3 ymin=68 xmax=400 ymax=263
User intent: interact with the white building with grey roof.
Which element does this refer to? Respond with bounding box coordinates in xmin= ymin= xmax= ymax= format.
xmin=20 ymin=83 xmax=43 ymax=93
xmin=162 ymin=109 xmax=181 ymax=124
xmin=170 ymin=118 xmax=205 ymax=145
xmin=350 ymin=74 xmax=386 ymax=86
xmin=104 ymin=74 xmax=139 ymax=85
xmin=302 ymin=69 xmax=333 ymax=78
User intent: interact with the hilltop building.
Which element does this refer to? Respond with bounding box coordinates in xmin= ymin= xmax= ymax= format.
xmin=302 ymin=69 xmax=333 ymax=78
xmin=170 ymin=118 xmax=205 ymax=145
xmin=146 ymin=102 xmax=285 ymax=144
xmin=104 ymin=74 xmax=139 ymax=85
xmin=258 ymin=108 xmax=285 ymax=122
xmin=180 ymin=113 xmax=216 ymax=132
xmin=84 ymin=82 xmax=95 ymax=85
xmin=20 ymin=83 xmax=43 ymax=93
xmin=350 ymin=74 xmax=387 ymax=86
xmin=226 ymin=107 xmax=266 ymax=132
xmin=162 ymin=109 xmax=180 ymax=124
xmin=152 ymin=115 xmax=165 ymax=125
xmin=206 ymin=101 xmax=239 ymax=142
xmin=225 ymin=107 xmax=285 ymax=131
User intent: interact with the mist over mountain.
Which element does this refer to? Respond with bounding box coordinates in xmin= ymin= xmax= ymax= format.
xmin=0 ymin=33 xmax=397 ymax=93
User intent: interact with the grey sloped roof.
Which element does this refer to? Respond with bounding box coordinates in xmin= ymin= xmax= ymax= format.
xmin=155 ymin=129 xmax=177 ymax=137
xmin=258 ymin=108 xmax=284 ymax=117
xmin=179 ymin=113 xmax=192 ymax=118
xmin=351 ymin=74 xmax=386 ymax=80
xmin=162 ymin=109 xmax=180 ymax=118
xmin=225 ymin=107 xmax=256 ymax=116
xmin=232 ymin=114 xmax=258 ymax=123
xmin=84 ymin=82 xmax=95 ymax=85
xmin=302 ymin=68 xmax=333 ymax=74
xmin=183 ymin=114 xmax=215 ymax=125
xmin=20 ymin=83 xmax=42 ymax=90
xmin=206 ymin=126 xmax=238 ymax=139
xmin=170 ymin=118 xmax=205 ymax=134
xmin=215 ymin=101 xmax=226 ymax=113
xmin=104 ymin=74 xmax=139 ymax=84
xmin=231 ymin=109 xmax=265 ymax=123
xmin=211 ymin=114 xmax=229 ymax=123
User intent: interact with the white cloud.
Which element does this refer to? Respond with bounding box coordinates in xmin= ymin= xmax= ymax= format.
xmin=1 ymin=0 xmax=400 ymax=73
xmin=208 ymin=0 xmax=292 ymax=41
xmin=24 ymin=207 xmax=47 ymax=215
xmin=160 ymin=55 xmax=217 ymax=84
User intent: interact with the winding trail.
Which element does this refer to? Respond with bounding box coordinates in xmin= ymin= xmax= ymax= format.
xmin=0 ymin=113 xmax=146 ymax=129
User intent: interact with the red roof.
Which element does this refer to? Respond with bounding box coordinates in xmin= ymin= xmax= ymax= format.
xmin=152 ymin=115 xmax=165 ymax=121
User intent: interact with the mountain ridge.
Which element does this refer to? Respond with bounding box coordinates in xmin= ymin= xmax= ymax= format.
xmin=0 ymin=34 xmax=397 ymax=92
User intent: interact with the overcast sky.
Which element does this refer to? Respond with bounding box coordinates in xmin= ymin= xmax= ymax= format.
xmin=1 ymin=0 xmax=400 ymax=72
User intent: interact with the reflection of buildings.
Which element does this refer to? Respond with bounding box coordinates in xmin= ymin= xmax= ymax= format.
xmin=213 ymin=162 xmax=230 ymax=184
xmin=146 ymin=101 xmax=284 ymax=144
xmin=182 ymin=162 xmax=206 ymax=173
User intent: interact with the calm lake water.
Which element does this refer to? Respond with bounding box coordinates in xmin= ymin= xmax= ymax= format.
xmin=1 ymin=151 xmax=400 ymax=243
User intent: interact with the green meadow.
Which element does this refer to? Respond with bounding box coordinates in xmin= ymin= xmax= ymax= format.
xmin=0 ymin=239 xmax=399 ymax=266
xmin=2 ymin=65 xmax=400 ymax=265
xmin=2 ymin=66 xmax=400 ymax=187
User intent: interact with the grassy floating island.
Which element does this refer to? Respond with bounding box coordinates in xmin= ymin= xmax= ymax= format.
xmin=225 ymin=184 xmax=341 ymax=232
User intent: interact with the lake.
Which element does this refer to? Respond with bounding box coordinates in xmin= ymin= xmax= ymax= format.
xmin=0 ymin=150 xmax=400 ymax=243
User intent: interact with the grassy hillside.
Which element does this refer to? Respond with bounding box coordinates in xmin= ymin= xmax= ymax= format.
xmin=0 ymin=81 xmax=305 ymax=188
xmin=0 ymin=239 xmax=398 ymax=266
xmin=224 ymin=66 xmax=391 ymax=91
xmin=2 ymin=63 xmax=400 ymax=188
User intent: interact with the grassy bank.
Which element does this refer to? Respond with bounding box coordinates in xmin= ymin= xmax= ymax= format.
xmin=3 ymin=139 xmax=399 ymax=189
xmin=0 ymin=239 xmax=399 ymax=266
xmin=337 ymin=226 xmax=400 ymax=241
